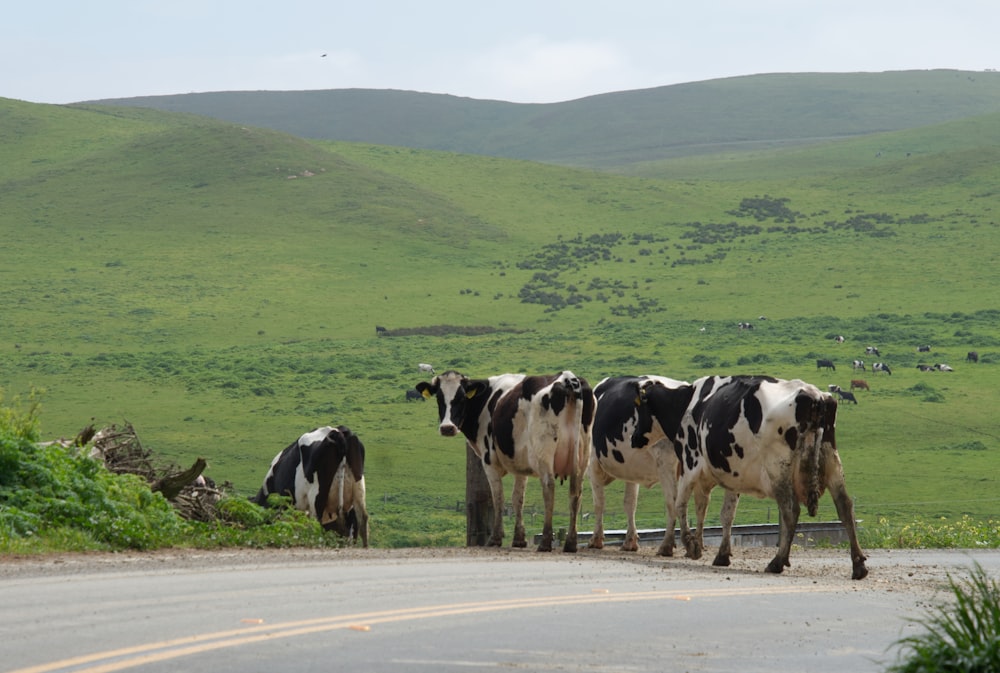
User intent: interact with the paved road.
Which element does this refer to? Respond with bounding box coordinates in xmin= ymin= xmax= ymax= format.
xmin=3 ymin=547 xmax=998 ymax=673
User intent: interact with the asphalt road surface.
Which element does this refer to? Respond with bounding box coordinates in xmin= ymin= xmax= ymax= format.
xmin=3 ymin=546 xmax=998 ymax=673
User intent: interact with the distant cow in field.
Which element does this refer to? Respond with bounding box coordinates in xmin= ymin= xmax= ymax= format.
xmin=833 ymin=335 xmax=845 ymax=343
xmin=866 ymin=346 xmax=880 ymax=356
xmin=635 ymin=375 xmax=868 ymax=579
xmin=918 ymin=345 xmax=931 ymax=353
xmin=836 ymin=390 xmax=858 ymax=404
xmin=872 ymin=362 xmax=892 ymax=375
xmin=738 ymin=321 xmax=754 ymax=330
xmin=967 ymin=351 xmax=979 ymax=363
xmin=252 ymin=425 xmax=369 ymax=546
xmin=852 ymin=359 xmax=865 ymax=371
xmin=917 ymin=364 xmax=935 ymax=372
xmin=850 ymin=379 xmax=869 ymax=391
xmin=816 ymin=359 xmax=836 ymax=371
xmin=418 ymin=363 xmax=435 ymax=375
xmin=935 ymin=363 xmax=954 ymax=372
xmin=405 ymin=388 xmax=424 ymax=401
xmin=375 ymin=325 xmax=387 ymax=336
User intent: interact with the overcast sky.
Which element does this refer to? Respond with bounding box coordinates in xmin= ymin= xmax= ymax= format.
xmin=5 ymin=1 xmax=999 ymax=105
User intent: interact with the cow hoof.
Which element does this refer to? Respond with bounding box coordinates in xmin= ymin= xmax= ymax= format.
xmin=587 ymin=538 xmax=604 ymax=550
xmin=765 ymin=557 xmax=786 ymax=574
xmin=853 ymin=563 xmax=869 ymax=580
xmin=622 ymin=541 xmax=639 ymax=553
xmin=512 ymin=539 xmax=528 ymax=548
xmin=655 ymin=541 xmax=673 ymax=557
xmin=684 ymin=546 xmax=703 ymax=561
xmin=562 ymin=543 xmax=578 ymax=553
xmin=536 ymin=544 xmax=553 ymax=552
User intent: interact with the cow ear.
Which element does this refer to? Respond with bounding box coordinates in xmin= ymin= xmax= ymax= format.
xmin=415 ymin=381 xmax=435 ymax=397
xmin=466 ymin=381 xmax=487 ymax=400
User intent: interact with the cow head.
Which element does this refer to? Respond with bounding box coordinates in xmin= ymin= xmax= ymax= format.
xmin=415 ymin=370 xmax=490 ymax=438
xmin=630 ymin=379 xmax=695 ymax=451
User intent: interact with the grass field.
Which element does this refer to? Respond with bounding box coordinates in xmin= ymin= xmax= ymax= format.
xmin=1 ymin=93 xmax=998 ymax=547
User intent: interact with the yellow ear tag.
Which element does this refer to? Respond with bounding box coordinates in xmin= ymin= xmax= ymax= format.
xmin=421 ymin=389 xmax=433 ymax=399
xmin=466 ymin=389 xmax=477 ymax=399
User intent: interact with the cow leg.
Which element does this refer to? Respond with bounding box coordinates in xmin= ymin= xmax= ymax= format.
xmin=587 ymin=465 xmax=611 ymax=550
xmin=675 ymin=478 xmax=701 ymax=560
xmin=563 ymin=471 xmax=582 ymax=553
xmin=621 ymin=481 xmax=641 ymax=552
xmin=712 ymin=490 xmax=740 ymax=567
xmin=537 ymin=473 xmax=555 ymax=552
xmin=828 ymin=474 xmax=869 ymax=580
xmin=766 ymin=482 xmax=800 ymax=574
xmin=510 ymin=475 xmax=528 ymax=548
xmin=655 ymin=477 xmax=676 ymax=557
xmin=484 ymin=466 xmax=506 ymax=547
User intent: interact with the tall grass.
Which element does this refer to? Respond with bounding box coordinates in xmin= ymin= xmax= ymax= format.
xmin=886 ymin=562 xmax=1000 ymax=672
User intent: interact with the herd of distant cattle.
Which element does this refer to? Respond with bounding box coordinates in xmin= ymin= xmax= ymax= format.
xmin=248 ymin=333 xmax=982 ymax=581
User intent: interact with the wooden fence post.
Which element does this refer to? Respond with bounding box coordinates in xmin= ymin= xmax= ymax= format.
xmin=465 ymin=441 xmax=493 ymax=546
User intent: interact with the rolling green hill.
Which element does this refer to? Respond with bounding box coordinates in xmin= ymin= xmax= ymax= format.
xmin=88 ymin=70 xmax=1000 ymax=169
xmin=1 ymin=93 xmax=997 ymax=547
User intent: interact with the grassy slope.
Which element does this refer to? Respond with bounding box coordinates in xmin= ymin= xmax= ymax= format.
xmin=89 ymin=70 xmax=1000 ymax=167
xmin=1 ymin=96 xmax=998 ymax=546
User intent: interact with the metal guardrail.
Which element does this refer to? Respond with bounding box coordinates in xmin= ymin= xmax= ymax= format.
xmin=534 ymin=521 xmax=856 ymax=547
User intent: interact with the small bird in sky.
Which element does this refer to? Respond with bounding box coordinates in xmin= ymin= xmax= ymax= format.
xmin=321 ymin=53 xmax=327 ymax=58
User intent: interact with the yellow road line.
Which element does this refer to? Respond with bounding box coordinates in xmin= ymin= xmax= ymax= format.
xmin=10 ymin=584 xmax=834 ymax=673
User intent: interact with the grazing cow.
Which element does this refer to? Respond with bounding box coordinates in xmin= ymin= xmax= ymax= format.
xmin=588 ymin=375 xmax=695 ymax=555
xmin=416 ymin=370 xmax=596 ymax=552
xmin=918 ymin=345 xmax=931 ymax=353
xmin=827 ymin=384 xmax=842 ymax=393
xmin=833 ymin=335 xmax=845 ymax=343
xmin=935 ymin=363 xmax=954 ymax=372
xmin=872 ymin=362 xmax=892 ymax=375
xmin=967 ymin=351 xmax=979 ymax=363
xmin=816 ymin=359 xmax=836 ymax=371
xmin=418 ymin=363 xmax=435 ymax=375
xmin=836 ymin=390 xmax=858 ymax=404
xmin=405 ymin=388 xmax=424 ymax=402
xmin=635 ymin=375 xmax=867 ymax=579
xmin=917 ymin=364 xmax=935 ymax=372
xmin=252 ymin=425 xmax=369 ymax=547
xmin=737 ymin=321 xmax=754 ymax=330
xmin=866 ymin=346 xmax=880 ymax=356
xmin=852 ymin=359 xmax=865 ymax=371
xmin=375 ymin=325 xmax=387 ymax=336
xmin=850 ymin=379 xmax=870 ymax=391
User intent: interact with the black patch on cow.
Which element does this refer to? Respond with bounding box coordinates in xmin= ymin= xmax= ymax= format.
xmin=596 ymin=377 xmax=645 ymax=458
xmin=612 ymin=449 xmax=625 ymax=463
xmin=784 ymin=426 xmax=799 ymax=452
xmin=695 ymin=376 xmax=773 ymax=474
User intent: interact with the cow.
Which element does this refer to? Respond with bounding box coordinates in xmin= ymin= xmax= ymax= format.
xmin=852 ymin=359 xmax=865 ymax=371
xmin=405 ymin=388 xmax=424 ymax=402
xmin=917 ymin=364 xmax=935 ymax=372
xmin=587 ymin=375 xmax=695 ymax=555
xmin=866 ymin=346 xmax=880 ymax=356
xmin=850 ymin=379 xmax=870 ymax=391
xmin=416 ymin=370 xmax=596 ymax=552
xmin=634 ymin=375 xmax=868 ymax=580
xmin=816 ymin=359 xmax=836 ymax=371
xmin=252 ymin=425 xmax=369 ymax=547
xmin=836 ymin=390 xmax=858 ymax=404
xmin=935 ymin=364 xmax=954 ymax=372
xmin=418 ymin=363 xmax=435 ymax=375
xmin=967 ymin=351 xmax=979 ymax=363
xmin=872 ymin=362 xmax=892 ymax=375
xmin=375 ymin=325 xmax=387 ymax=336
xmin=833 ymin=335 xmax=845 ymax=343
xmin=738 ymin=321 xmax=754 ymax=330
xmin=917 ymin=345 xmax=931 ymax=353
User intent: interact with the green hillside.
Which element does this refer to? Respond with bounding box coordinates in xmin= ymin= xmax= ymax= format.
xmin=1 ymin=95 xmax=997 ymax=548
xmin=88 ymin=70 xmax=1000 ymax=169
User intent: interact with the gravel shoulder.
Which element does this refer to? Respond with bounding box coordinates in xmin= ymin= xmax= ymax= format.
xmin=2 ymin=544 xmax=994 ymax=600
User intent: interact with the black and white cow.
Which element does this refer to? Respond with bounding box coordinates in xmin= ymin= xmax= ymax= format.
xmin=416 ymin=371 xmax=596 ymax=552
xmin=587 ymin=375 xmax=695 ymax=555
xmin=252 ymin=425 xmax=369 ymax=546
xmin=634 ymin=375 xmax=868 ymax=580
xmin=852 ymin=359 xmax=865 ymax=371
xmin=866 ymin=346 xmax=880 ymax=356
xmin=872 ymin=362 xmax=892 ymax=375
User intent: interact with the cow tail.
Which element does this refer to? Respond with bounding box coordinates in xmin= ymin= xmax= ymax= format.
xmin=802 ymin=395 xmax=837 ymax=516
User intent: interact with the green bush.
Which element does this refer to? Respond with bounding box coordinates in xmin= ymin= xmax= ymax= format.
xmin=887 ymin=562 xmax=1000 ymax=672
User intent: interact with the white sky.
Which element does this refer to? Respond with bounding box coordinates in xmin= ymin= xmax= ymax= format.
xmin=5 ymin=1 xmax=999 ymax=105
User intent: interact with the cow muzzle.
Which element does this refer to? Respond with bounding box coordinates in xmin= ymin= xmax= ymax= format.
xmin=439 ymin=423 xmax=459 ymax=437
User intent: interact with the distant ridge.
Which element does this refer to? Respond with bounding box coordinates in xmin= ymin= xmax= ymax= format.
xmin=84 ymin=70 xmax=1000 ymax=169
